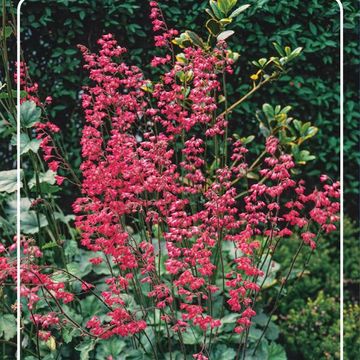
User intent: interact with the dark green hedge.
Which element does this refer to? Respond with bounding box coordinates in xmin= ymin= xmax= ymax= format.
xmin=271 ymin=216 xmax=359 ymax=359
xmin=19 ymin=0 xmax=359 ymax=217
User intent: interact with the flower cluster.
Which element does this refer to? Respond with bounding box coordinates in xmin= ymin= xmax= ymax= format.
xmin=150 ymin=1 xmax=178 ymax=48
xmin=15 ymin=61 xmax=52 ymax=106
xmin=72 ymin=24 xmax=339 ymax=359
xmin=15 ymin=62 xmax=66 ymax=184
xmin=0 ymin=236 xmax=74 ymax=341
xmin=34 ymin=121 xmax=66 ymax=185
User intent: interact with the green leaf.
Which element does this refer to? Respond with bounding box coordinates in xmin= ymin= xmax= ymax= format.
xmin=257 ymin=255 xmax=281 ymax=288
xmin=217 ymin=30 xmax=234 ymax=41
xmin=28 ymin=170 xmax=56 ymax=188
xmin=246 ymin=171 xmax=259 ymax=180
xmin=172 ymin=32 xmax=192 ymax=48
xmin=206 ymin=18 xmax=222 ymax=36
xmin=216 ymin=0 xmax=229 ymax=15
xmin=303 ymin=126 xmax=318 ymax=140
xmin=218 ymin=313 xmax=238 ymax=333
xmin=228 ymin=0 xmax=238 ymax=10
xmin=258 ymin=58 xmax=267 ymax=67
xmin=21 ymin=211 xmax=48 ymax=234
xmin=65 ymin=48 xmax=77 ymax=55
xmin=62 ymin=327 xmax=81 ymax=344
xmin=182 ymin=327 xmax=201 ymax=344
xmin=67 ymin=260 xmax=92 ymax=279
xmin=229 ymin=4 xmax=251 ymax=18
xmin=265 ymin=322 xmax=280 ymax=341
xmin=0 ymin=314 xmax=17 ymax=341
xmin=221 ymin=313 xmax=239 ymax=324
xmin=0 ymin=90 xmax=27 ymax=99
xmin=210 ymin=0 xmax=224 ymax=19
xmin=185 ymin=31 xmax=205 ymax=48
xmin=253 ymin=312 xmax=269 ymax=327
xmin=75 ymin=339 xmax=96 ymax=360
xmin=268 ymin=342 xmax=287 ymax=360
xmin=51 ymin=271 xmax=69 ymax=283
xmin=38 ymin=182 xmax=61 ymax=194
xmin=64 ymin=240 xmax=79 ymax=258
xmin=140 ymin=327 xmax=156 ymax=353
xmin=248 ymin=327 xmax=263 ymax=340
xmin=1 ymin=26 xmax=13 ymax=39
xmin=211 ymin=344 xmax=236 ymax=359
xmin=299 ymin=150 xmax=316 ymax=162
xmin=12 ymin=133 xmax=41 ymax=155
xmin=309 ymin=22 xmax=317 ymax=36
xmin=5 ymin=198 xmax=30 ymax=220
xmin=217 ymin=0 xmax=238 ymax=15
xmin=247 ymin=340 xmax=269 ymax=360
xmin=280 ymin=105 xmax=292 ymax=114
xmin=42 ymin=241 xmax=58 ymax=250
xmin=95 ymin=337 xmax=126 ymax=359
xmin=293 ymin=119 xmax=302 ymax=132
xmin=288 ymin=47 xmax=303 ymax=60
xmin=219 ymin=17 xmax=233 ymax=25
xmin=20 ymin=101 xmax=41 ymax=128
xmin=240 ymin=135 xmax=255 ymax=144
xmin=274 ymin=105 xmax=281 ymax=114
xmin=80 ymin=296 xmax=101 ymax=317
xmin=273 ymin=42 xmax=285 ymax=56
xmin=0 ymin=169 xmax=23 ymax=193
xmin=262 ymin=103 xmax=274 ymax=119
xmin=300 ymin=122 xmax=311 ymax=134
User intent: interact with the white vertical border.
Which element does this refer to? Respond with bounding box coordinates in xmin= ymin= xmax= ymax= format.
xmin=15 ymin=1 xmax=344 ymax=360
xmin=335 ymin=1 xmax=344 ymax=360
xmin=16 ymin=1 xmax=26 ymax=359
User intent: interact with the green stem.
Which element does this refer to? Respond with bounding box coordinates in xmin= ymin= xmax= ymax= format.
xmin=252 ymin=241 xmax=304 ymax=355
xmin=222 ymin=71 xmax=229 ymax=165
xmin=217 ymin=73 xmax=278 ymax=119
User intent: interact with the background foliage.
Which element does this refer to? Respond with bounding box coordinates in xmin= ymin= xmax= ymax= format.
xmin=18 ymin=0 xmax=359 ymax=218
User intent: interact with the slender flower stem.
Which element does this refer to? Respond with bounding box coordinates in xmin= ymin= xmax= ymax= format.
xmin=252 ymin=241 xmax=304 ymax=355
xmin=217 ymin=73 xmax=278 ymax=120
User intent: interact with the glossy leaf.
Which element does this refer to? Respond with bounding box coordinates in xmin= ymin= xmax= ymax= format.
xmin=217 ymin=30 xmax=234 ymax=41
xmin=229 ymin=4 xmax=251 ymax=18
xmin=206 ymin=18 xmax=222 ymax=36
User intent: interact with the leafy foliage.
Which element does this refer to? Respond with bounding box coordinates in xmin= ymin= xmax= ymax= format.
xmin=344 ymin=303 xmax=360 ymax=360
xmin=281 ymin=291 xmax=340 ymax=360
xmin=270 ymin=216 xmax=359 ymax=359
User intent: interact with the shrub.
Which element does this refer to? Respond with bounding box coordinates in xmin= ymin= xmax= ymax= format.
xmin=344 ymin=217 xmax=360 ymax=295
xmin=273 ymin=224 xmax=340 ymax=314
xmin=281 ymin=291 xmax=340 ymax=360
xmin=274 ymin=217 xmax=359 ymax=358
xmin=344 ymin=303 xmax=360 ymax=360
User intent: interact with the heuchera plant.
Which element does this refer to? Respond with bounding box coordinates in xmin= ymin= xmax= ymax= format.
xmin=0 ymin=1 xmax=339 ymax=359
